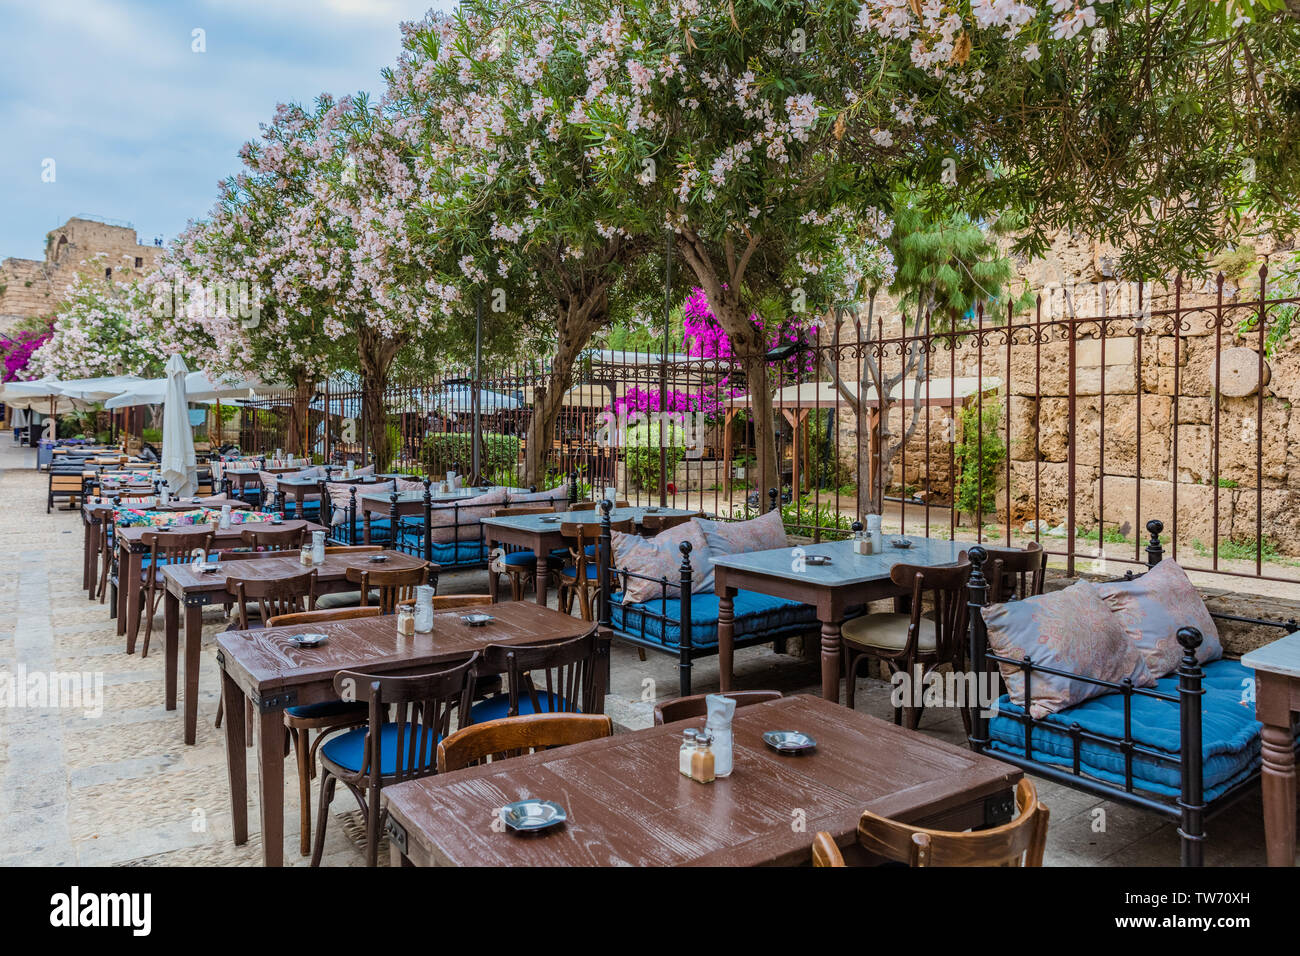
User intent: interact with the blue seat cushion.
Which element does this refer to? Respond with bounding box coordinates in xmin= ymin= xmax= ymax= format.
xmin=282 ymin=501 xmax=322 ymax=518
xmin=560 ymin=564 xmax=602 ymax=581
xmin=469 ymin=691 xmax=568 ymax=722
xmin=320 ymin=722 xmax=439 ymax=775
xmin=988 ymin=658 xmax=1291 ymax=801
xmin=502 ymin=550 xmax=538 ymax=567
xmin=286 ymin=698 xmax=367 ymax=720
xmin=610 ymin=589 xmax=817 ymax=649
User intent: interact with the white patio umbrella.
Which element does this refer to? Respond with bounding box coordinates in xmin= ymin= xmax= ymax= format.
xmin=426 ymin=384 xmax=521 ymax=415
xmin=54 ymin=374 xmax=149 ymax=403
xmin=160 ymin=355 xmax=197 ymax=498
xmin=103 ymin=373 xmax=287 ymax=409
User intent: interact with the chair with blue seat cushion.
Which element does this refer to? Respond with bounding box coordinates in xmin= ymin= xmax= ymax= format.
xmin=487 ymin=505 xmax=563 ymax=600
xmin=437 ymin=712 xmax=613 ymax=773
xmin=472 ymin=628 xmax=606 ymax=722
xmin=557 ymin=517 xmax=632 ymax=620
xmin=312 ymin=652 xmax=479 ymax=867
xmin=610 ymin=589 xmax=818 ymax=649
xmin=136 ymin=528 xmax=214 ymax=658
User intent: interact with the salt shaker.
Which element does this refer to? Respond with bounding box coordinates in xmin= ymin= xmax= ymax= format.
xmin=852 ymin=520 xmax=872 ymax=555
xmin=396 ymin=605 xmax=416 ymax=638
xmin=678 ymin=728 xmax=699 ymax=777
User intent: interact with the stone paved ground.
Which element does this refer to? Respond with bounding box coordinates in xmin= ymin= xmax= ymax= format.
xmin=0 ymin=439 xmax=1280 ymax=866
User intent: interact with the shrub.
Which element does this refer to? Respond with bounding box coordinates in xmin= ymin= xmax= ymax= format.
xmin=624 ymin=420 xmax=686 ymax=491
xmin=954 ymin=400 xmax=1004 ymax=518
xmin=141 ymin=427 xmax=163 ymax=444
xmin=420 ymin=431 xmax=520 ymax=478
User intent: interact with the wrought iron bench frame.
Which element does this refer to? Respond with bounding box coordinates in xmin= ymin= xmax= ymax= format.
xmin=966 ymin=519 xmax=1298 ymax=866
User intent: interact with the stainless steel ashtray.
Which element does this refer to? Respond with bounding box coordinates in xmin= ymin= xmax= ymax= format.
xmin=289 ymin=632 xmax=328 ymax=648
xmin=762 ymin=730 xmax=817 ymax=754
xmin=805 ymin=554 xmax=832 ymax=566
xmin=501 ymin=800 xmax=566 ymax=833
xmin=368 ymin=554 xmax=389 ymax=563
xmin=891 ymin=537 xmax=914 ymax=549
xmin=461 ymin=613 xmax=495 ymax=627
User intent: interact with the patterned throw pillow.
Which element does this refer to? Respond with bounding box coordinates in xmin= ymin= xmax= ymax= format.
xmin=696 ymin=509 xmax=788 ymax=557
xmin=324 ymin=480 xmax=396 ymax=525
xmin=394 ymin=478 xmax=425 ymax=493
xmin=612 ymin=519 xmax=713 ymax=603
xmin=504 ymin=483 xmax=570 ymax=506
xmin=982 ymin=581 xmax=1156 ymax=719
xmin=1094 ymin=559 xmax=1223 ymax=677
xmin=428 ymin=487 xmax=508 ymax=543
xmin=114 ymin=509 xmax=207 ymax=528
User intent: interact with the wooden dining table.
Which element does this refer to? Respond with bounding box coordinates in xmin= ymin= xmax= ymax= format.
xmin=216 ymin=601 xmax=595 ymax=866
xmin=116 ymin=518 xmax=328 ymax=648
xmin=161 ymin=546 xmax=429 ymax=746
xmin=80 ymin=498 xmax=250 ymax=598
xmin=710 ymin=536 xmax=967 ymax=701
xmin=382 ymin=693 xmax=1021 ymax=867
xmin=481 ymin=506 xmax=699 ymax=605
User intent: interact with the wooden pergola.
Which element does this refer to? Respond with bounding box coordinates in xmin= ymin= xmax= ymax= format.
xmin=722 ymin=377 xmax=1000 ymax=499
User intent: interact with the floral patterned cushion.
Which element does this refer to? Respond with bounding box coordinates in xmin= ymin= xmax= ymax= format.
xmin=199 ymin=508 xmax=272 ymax=526
xmin=982 ymin=581 xmax=1156 ymax=719
xmin=612 ymin=520 xmax=713 ymax=603
xmin=114 ymin=509 xmax=206 ymax=528
xmin=696 ymin=509 xmax=788 ymax=557
xmin=1094 ymin=559 xmax=1223 ymax=677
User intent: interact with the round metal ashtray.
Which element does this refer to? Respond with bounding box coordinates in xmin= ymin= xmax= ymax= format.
xmin=539 ymin=515 xmax=562 ymax=523
xmin=891 ymin=537 xmax=914 ymax=549
xmin=460 ymin=613 xmax=495 ymax=627
xmin=644 ymin=506 xmax=660 ymax=514
xmin=805 ymin=554 xmax=832 ymax=566
xmin=367 ymin=554 xmax=389 ymax=563
xmin=762 ymin=730 xmax=818 ymax=754
xmin=198 ymin=562 xmax=222 ymax=574
xmin=501 ymin=800 xmax=566 ymax=833
xmin=289 ymin=632 xmax=328 ymax=648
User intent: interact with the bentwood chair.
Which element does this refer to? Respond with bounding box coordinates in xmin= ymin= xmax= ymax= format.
xmin=346 ymin=563 xmax=430 ymax=614
xmin=983 ymin=541 xmax=1048 ymax=602
xmin=839 ymin=558 xmax=970 ymax=729
xmin=264 ymin=605 xmax=382 ymax=856
xmin=812 ymin=832 xmax=846 ymax=867
xmin=432 ymin=594 xmax=493 ymax=610
xmin=652 ymin=690 xmax=783 ymax=725
xmin=470 ymin=629 xmax=606 ymax=723
xmin=436 ymin=712 xmax=613 ymax=773
xmin=857 ymin=778 xmax=1049 ymax=866
xmin=312 ymin=654 xmax=479 ymax=867
xmin=239 ymin=521 xmax=308 ymax=552
xmin=489 ymin=506 xmax=560 ymax=601
xmin=639 ymin=511 xmax=704 ymax=533
xmin=137 ymin=528 xmax=214 ymax=657
xmin=556 ymin=518 xmax=632 ymax=620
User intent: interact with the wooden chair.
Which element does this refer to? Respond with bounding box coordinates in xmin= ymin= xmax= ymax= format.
xmin=640 ymin=511 xmax=704 ymax=533
xmin=568 ymin=499 xmax=628 ymax=511
xmin=489 ymin=505 xmax=559 ymax=601
xmin=238 ymin=521 xmax=308 ymax=552
xmin=652 ymin=689 xmax=783 ymax=725
xmin=840 ymin=557 xmax=970 ymax=728
xmin=984 ymin=541 xmax=1047 ymax=602
xmin=812 ymin=831 xmax=846 ymax=867
xmin=857 ymin=778 xmax=1049 ymax=866
xmin=437 ymin=712 xmax=613 ymax=773
xmin=261 ymin=605 xmax=382 ymax=856
xmin=556 ymin=518 xmax=632 ymax=620
xmin=324 ymin=545 xmax=382 ymax=555
xmin=48 ymin=469 xmax=86 ymax=512
xmin=225 ymin=569 xmax=318 ymax=629
xmin=473 ymin=628 xmax=606 ymax=722
xmin=346 ymin=563 xmax=430 ymax=614
xmin=432 ymin=594 xmax=493 ymax=610
xmin=137 ymin=528 xmax=214 ymax=658
xmin=312 ymin=654 xmax=479 ymax=867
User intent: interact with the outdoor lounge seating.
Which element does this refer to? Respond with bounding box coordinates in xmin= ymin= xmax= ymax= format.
xmin=967 ymin=520 xmax=1300 ymax=867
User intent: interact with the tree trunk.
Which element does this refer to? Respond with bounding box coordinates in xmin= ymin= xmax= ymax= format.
xmin=522 ymin=296 xmax=608 ymax=487
xmin=357 ymin=326 xmax=400 ymax=472
xmin=285 ymin=369 xmax=314 ymax=459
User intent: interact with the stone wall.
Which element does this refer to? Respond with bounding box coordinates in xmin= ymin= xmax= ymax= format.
xmin=0 ymin=217 xmax=162 ymax=333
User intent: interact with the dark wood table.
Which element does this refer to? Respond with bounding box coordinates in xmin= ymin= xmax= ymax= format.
xmin=382 ymin=694 xmax=1020 ymax=866
xmin=116 ymin=518 xmax=328 ymax=647
xmin=162 ymin=547 xmax=428 ymax=746
xmin=711 ymin=537 xmax=966 ymax=701
xmin=216 ymin=601 xmax=593 ymax=866
xmin=272 ymin=476 xmax=326 ymax=512
xmin=1242 ymin=633 xmax=1300 ymax=866
xmin=481 ymin=506 xmax=698 ymax=605
xmin=81 ymin=498 xmax=249 ymax=599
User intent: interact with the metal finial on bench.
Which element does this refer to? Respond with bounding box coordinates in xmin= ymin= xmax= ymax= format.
xmin=598 ymin=499 xmax=613 ymax=628
xmin=347 ymin=485 xmax=358 ymax=545
xmin=768 ymin=487 xmax=778 ymax=513
xmin=389 ymin=490 xmax=400 ymax=551
xmin=568 ymin=471 xmax=578 ymax=508
xmin=966 ymin=545 xmax=990 ymax=754
xmin=1146 ymin=519 xmax=1164 ymax=568
xmin=422 ymin=476 xmax=433 ymax=562
xmin=678 ymin=540 xmax=694 ymax=696
xmin=1175 ymin=625 xmax=1205 ymax=866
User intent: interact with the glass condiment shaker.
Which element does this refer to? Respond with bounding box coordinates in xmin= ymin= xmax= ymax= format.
xmin=299 ymin=545 xmax=312 ymax=567
xmin=690 ymin=732 xmax=716 ymax=783
xmin=678 ymin=728 xmax=699 ymax=777
xmin=396 ymin=605 xmax=416 ymax=638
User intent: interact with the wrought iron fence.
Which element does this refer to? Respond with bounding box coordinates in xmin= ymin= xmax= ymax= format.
xmin=236 ymin=271 xmax=1300 ymax=585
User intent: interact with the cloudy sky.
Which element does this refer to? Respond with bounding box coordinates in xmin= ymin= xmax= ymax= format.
xmin=0 ymin=0 xmax=455 ymax=261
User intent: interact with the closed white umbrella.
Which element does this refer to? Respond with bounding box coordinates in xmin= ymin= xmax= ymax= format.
xmin=160 ymin=355 xmax=197 ymax=497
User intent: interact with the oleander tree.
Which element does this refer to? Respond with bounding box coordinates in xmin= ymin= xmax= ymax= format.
xmin=379 ymin=0 xmax=668 ymax=484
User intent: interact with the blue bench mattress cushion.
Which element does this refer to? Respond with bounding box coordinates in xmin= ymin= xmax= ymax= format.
xmin=393 ymin=537 xmax=489 ymax=567
xmin=988 ymin=658 xmax=1282 ymax=801
xmin=610 ymin=588 xmax=817 ymax=649
xmin=320 ymin=722 xmax=440 ymax=775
